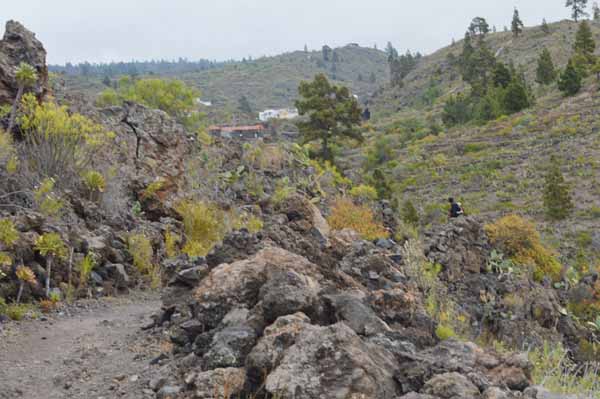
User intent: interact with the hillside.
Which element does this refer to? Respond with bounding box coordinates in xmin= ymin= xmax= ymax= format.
xmin=371 ymin=19 xmax=600 ymax=119
xmin=55 ymin=44 xmax=388 ymax=118
xmin=345 ymin=19 xmax=600 ymax=270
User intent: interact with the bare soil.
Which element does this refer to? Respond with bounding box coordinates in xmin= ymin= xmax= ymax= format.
xmin=0 ymin=294 xmax=161 ymax=399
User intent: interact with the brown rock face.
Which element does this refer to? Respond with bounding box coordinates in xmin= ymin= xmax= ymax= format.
xmin=0 ymin=20 xmax=49 ymax=104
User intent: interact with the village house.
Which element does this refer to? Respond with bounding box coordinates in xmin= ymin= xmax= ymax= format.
xmin=258 ymin=108 xmax=299 ymax=122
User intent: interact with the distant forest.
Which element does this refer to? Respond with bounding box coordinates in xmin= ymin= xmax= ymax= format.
xmin=49 ymin=58 xmax=233 ymax=77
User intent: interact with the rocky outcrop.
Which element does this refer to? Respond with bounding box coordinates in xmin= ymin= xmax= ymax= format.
xmin=143 ymin=202 xmax=545 ymax=399
xmin=0 ymin=20 xmax=49 ymax=104
xmin=424 ymin=216 xmax=491 ymax=281
xmin=100 ymin=102 xmax=191 ymax=187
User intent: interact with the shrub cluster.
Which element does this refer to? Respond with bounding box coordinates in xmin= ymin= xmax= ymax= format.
xmin=327 ymin=197 xmax=388 ymax=241
xmin=485 ymin=214 xmax=562 ymax=282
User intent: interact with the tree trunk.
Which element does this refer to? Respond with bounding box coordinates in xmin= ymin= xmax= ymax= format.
xmin=7 ymin=85 xmax=24 ymax=133
xmin=16 ymin=281 xmax=24 ymax=304
xmin=45 ymin=256 xmax=53 ymax=297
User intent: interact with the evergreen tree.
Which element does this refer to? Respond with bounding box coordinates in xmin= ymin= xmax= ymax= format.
xmin=322 ymin=45 xmax=332 ymax=61
xmin=468 ymin=17 xmax=490 ymax=37
xmin=295 ymin=74 xmax=362 ymax=162
xmin=503 ymin=78 xmax=531 ymax=113
xmin=102 ymin=75 xmax=111 ymax=87
xmin=591 ymin=57 xmax=600 ymax=80
xmin=574 ymin=20 xmax=596 ymax=63
xmin=512 ymin=8 xmax=525 ymax=37
xmin=238 ymin=95 xmax=252 ymax=114
xmin=442 ymin=93 xmax=472 ymax=126
xmin=558 ymin=58 xmax=583 ymax=96
xmin=541 ymin=18 xmax=551 ymax=34
xmin=566 ymin=0 xmax=589 ymax=22
xmin=594 ymin=2 xmax=600 ymax=19
xmin=543 ymin=157 xmax=573 ymax=220
xmin=493 ymin=62 xmax=512 ymax=88
xmin=536 ymin=48 xmax=557 ymax=84
xmin=385 ymin=41 xmax=398 ymax=61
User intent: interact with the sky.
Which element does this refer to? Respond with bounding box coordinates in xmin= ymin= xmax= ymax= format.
xmin=4 ymin=0 xmax=571 ymax=65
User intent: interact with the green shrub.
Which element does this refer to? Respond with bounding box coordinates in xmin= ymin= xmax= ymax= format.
xmin=0 ymin=218 xmax=18 ymax=246
xmin=435 ymin=325 xmax=456 ymax=340
xmin=529 ymin=342 xmax=600 ymax=397
xmin=78 ymin=253 xmax=95 ymax=288
xmin=82 ymin=170 xmax=106 ymax=194
xmin=128 ymin=233 xmax=154 ymax=274
xmin=175 ymin=201 xmax=225 ymax=257
xmin=327 ymin=197 xmax=389 ymax=241
xmin=485 ymin=215 xmax=562 ymax=282
xmin=349 ymin=184 xmax=378 ymax=202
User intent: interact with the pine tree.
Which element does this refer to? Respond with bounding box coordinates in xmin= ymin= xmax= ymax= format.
xmin=295 ymin=74 xmax=362 ymax=162
xmin=503 ymin=78 xmax=531 ymax=113
xmin=558 ymin=58 xmax=583 ymax=96
xmin=541 ymin=18 xmax=551 ymax=34
xmin=543 ymin=157 xmax=573 ymax=220
xmin=566 ymin=0 xmax=589 ymax=22
xmin=493 ymin=62 xmax=512 ymax=88
xmin=469 ymin=17 xmax=490 ymax=37
xmin=574 ymin=20 xmax=596 ymax=63
xmin=512 ymin=8 xmax=524 ymax=37
xmin=536 ymin=48 xmax=557 ymax=84
xmin=594 ymin=2 xmax=600 ymax=19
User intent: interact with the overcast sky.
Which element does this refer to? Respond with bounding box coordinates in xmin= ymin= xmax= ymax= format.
xmin=4 ymin=0 xmax=571 ymax=64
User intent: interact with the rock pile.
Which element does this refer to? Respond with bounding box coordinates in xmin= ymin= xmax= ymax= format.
xmin=142 ymin=199 xmax=556 ymax=399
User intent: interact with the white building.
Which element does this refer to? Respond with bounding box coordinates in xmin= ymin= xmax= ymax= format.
xmin=259 ymin=108 xmax=299 ymax=122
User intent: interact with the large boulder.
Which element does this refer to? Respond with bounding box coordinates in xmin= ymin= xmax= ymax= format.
xmin=0 ymin=20 xmax=49 ymax=104
xmin=264 ymin=322 xmax=399 ymax=399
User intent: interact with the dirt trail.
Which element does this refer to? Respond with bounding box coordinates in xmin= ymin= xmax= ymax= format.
xmin=0 ymin=296 xmax=161 ymax=399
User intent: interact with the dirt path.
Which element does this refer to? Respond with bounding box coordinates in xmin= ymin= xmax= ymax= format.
xmin=0 ymin=296 xmax=161 ymax=399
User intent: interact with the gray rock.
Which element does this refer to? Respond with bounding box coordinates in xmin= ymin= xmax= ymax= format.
xmin=324 ymin=292 xmax=391 ymax=336
xmin=422 ymin=372 xmax=480 ymax=399
xmin=265 ymin=322 xmax=398 ymax=399
xmin=156 ymin=385 xmax=182 ymax=398
xmin=203 ymin=325 xmax=257 ymax=369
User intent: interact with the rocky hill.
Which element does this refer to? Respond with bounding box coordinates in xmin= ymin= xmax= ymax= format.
xmin=371 ymin=19 xmax=600 ymax=118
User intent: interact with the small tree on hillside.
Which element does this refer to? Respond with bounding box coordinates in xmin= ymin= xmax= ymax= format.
xmin=574 ymin=20 xmax=596 ymax=63
xmin=469 ymin=17 xmax=490 ymax=38
xmin=536 ymin=48 xmax=557 ymax=84
xmin=512 ymin=8 xmax=525 ymax=37
xmin=238 ymin=95 xmax=253 ymax=114
xmin=503 ymin=78 xmax=531 ymax=113
xmin=8 ymin=62 xmax=37 ymax=132
xmin=295 ymin=74 xmax=362 ymax=162
xmin=35 ymin=232 xmax=68 ymax=297
xmin=558 ymin=58 xmax=583 ymax=95
xmin=594 ymin=2 xmax=600 ymax=19
xmin=543 ymin=157 xmax=574 ymax=220
xmin=566 ymin=0 xmax=589 ymax=22
xmin=541 ymin=18 xmax=551 ymax=34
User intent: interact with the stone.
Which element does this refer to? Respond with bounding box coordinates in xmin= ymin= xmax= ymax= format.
xmin=193 ymin=368 xmax=246 ymax=399
xmin=0 ymin=20 xmax=49 ymax=105
xmin=156 ymin=385 xmax=182 ymax=398
xmin=202 ymin=325 xmax=257 ymax=369
xmin=265 ymin=322 xmax=399 ymax=399
xmin=103 ymin=263 xmax=129 ymax=289
xmin=324 ymin=292 xmax=391 ymax=336
xmin=422 ymin=372 xmax=480 ymax=399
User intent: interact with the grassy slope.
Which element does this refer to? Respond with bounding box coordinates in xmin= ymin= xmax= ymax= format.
xmin=360 ymin=20 xmax=600 ymax=266
xmin=57 ymin=45 xmax=389 ymax=120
